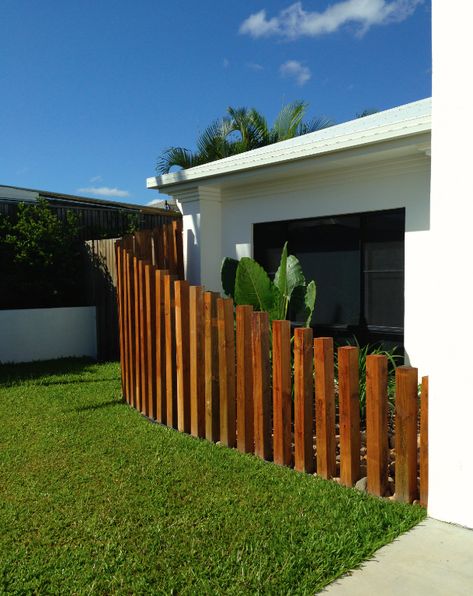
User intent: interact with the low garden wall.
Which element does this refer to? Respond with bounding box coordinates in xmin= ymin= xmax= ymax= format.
xmin=0 ymin=306 xmax=97 ymax=363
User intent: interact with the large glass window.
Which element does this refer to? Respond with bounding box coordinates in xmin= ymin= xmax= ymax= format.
xmin=253 ymin=208 xmax=405 ymax=348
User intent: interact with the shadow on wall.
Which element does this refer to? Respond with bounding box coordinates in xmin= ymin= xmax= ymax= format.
xmin=84 ymin=243 xmax=119 ymax=362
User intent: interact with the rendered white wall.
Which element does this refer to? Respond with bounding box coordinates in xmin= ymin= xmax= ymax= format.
xmin=427 ymin=1 xmax=473 ymax=529
xmin=0 ymin=306 xmax=97 ymax=363
xmin=219 ymin=155 xmax=431 ymax=377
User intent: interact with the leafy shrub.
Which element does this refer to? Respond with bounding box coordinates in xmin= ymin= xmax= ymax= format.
xmin=0 ymin=199 xmax=85 ymax=308
xmin=221 ymin=242 xmax=316 ymax=326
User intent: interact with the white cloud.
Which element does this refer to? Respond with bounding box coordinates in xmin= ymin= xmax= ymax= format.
xmin=89 ymin=175 xmax=102 ymax=183
xmin=77 ymin=186 xmax=130 ymax=198
xmin=280 ymin=60 xmax=311 ymax=86
xmin=247 ymin=62 xmax=264 ymax=71
xmin=239 ymin=0 xmax=423 ymax=39
xmin=223 ymin=58 xmax=230 ymax=68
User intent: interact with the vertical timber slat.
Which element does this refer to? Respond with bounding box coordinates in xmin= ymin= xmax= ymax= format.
xmin=314 ymin=337 xmax=336 ymax=479
xmin=175 ymin=280 xmax=191 ymax=433
xmin=252 ymin=312 xmax=271 ymax=460
xmin=272 ymin=320 xmax=292 ymax=467
xmin=218 ymin=298 xmax=236 ymax=448
xmin=420 ymin=376 xmax=429 ymax=508
xmin=236 ymin=305 xmax=254 ymax=454
xmin=338 ymin=346 xmax=361 ymax=486
xmin=190 ymin=286 xmax=205 ymax=438
xmin=133 ymin=256 xmax=141 ymax=411
xmin=164 ymin=274 xmax=177 ymax=428
xmin=204 ymin=292 xmax=220 ymax=442
xmin=155 ymin=269 xmax=168 ymax=424
xmin=395 ymin=365 xmax=419 ymax=503
xmin=294 ymin=328 xmax=314 ymax=473
xmin=366 ymin=354 xmax=388 ymax=496
xmin=145 ymin=264 xmax=156 ymax=419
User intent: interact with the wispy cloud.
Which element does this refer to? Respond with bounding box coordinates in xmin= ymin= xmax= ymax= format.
xmin=240 ymin=0 xmax=422 ymax=39
xmin=223 ymin=57 xmax=230 ymax=68
xmin=247 ymin=62 xmax=264 ymax=71
xmin=280 ymin=60 xmax=311 ymax=86
xmin=77 ymin=186 xmax=130 ymax=198
xmin=89 ymin=175 xmax=102 ymax=183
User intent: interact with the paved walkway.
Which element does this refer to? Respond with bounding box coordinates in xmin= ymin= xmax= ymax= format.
xmin=322 ymin=518 xmax=473 ymax=595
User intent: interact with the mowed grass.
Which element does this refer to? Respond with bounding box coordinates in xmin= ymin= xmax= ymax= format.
xmin=0 ymin=359 xmax=425 ymax=595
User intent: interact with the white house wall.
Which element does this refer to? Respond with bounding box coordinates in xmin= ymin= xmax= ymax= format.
xmin=220 ymin=154 xmax=431 ymax=376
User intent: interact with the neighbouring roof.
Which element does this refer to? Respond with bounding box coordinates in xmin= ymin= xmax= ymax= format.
xmin=147 ymin=97 xmax=431 ymax=192
xmin=0 ymin=184 xmax=171 ymax=215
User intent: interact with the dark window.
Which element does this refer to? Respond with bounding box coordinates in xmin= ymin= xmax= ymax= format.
xmin=253 ymin=209 xmax=405 ymax=349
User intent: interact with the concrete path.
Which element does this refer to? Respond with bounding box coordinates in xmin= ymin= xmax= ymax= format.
xmin=322 ymin=518 xmax=473 ymax=595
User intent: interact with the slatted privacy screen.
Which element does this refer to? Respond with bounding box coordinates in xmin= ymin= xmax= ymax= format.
xmin=115 ymin=239 xmax=428 ymax=507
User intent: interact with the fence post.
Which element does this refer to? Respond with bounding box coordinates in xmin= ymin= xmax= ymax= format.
xmin=252 ymin=312 xmax=271 ymax=460
xmin=139 ymin=260 xmax=148 ymax=415
xmin=294 ymin=327 xmax=314 ymax=473
xmin=190 ymin=286 xmax=205 ymax=438
xmin=173 ymin=219 xmax=185 ymax=280
xmin=218 ymin=298 xmax=236 ymax=448
xmin=133 ymin=256 xmax=141 ymax=411
xmin=155 ymin=269 xmax=168 ymax=424
xmin=420 ymin=376 xmax=429 ymax=508
xmin=236 ymin=305 xmax=254 ymax=454
xmin=204 ymin=292 xmax=220 ymax=442
xmin=395 ymin=365 xmax=418 ymax=503
xmin=338 ymin=346 xmax=360 ymax=486
xmin=273 ymin=320 xmax=292 ymax=467
xmin=126 ymin=251 xmax=135 ymax=407
xmin=145 ymin=263 xmax=157 ymax=419
xmin=314 ymin=337 xmax=336 ymax=479
xmin=366 ymin=354 xmax=388 ymax=496
xmin=116 ymin=245 xmax=126 ymax=398
xmin=164 ymin=274 xmax=178 ymax=428
xmin=175 ymin=280 xmax=191 ymax=433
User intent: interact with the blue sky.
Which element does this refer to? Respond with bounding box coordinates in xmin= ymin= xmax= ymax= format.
xmin=0 ymin=0 xmax=431 ymax=205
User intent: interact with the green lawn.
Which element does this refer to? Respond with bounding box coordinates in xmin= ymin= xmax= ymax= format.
xmin=0 ymin=359 xmax=425 ymax=594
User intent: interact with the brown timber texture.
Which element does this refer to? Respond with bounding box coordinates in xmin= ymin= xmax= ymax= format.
xmin=272 ymin=320 xmax=292 ymax=467
xmin=294 ymin=327 xmax=314 ymax=474
xmin=252 ymin=312 xmax=272 ymax=461
xmin=338 ymin=346 xmax=360 ymax=487
xmin=395 ymin=366 xmax=418 ymax=503
xmin=236 ymin=305 xmax=254 ymax=454
xmin=366 ymin=355 xmax=389 ymax=497
xmin=314 ymin=337 xmax=336 ymax=479
xmin=115 ymin=229 xmax=427 ymax=509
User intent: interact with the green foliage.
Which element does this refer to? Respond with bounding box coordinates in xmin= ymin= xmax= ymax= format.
xmin=222 ymin=243 xmax=316 ymax=326
xmin=0 ymin=199 xmax=84 ymax=308
xmin=157 ymin=101 xmax=334 ymax=174
xmin=335 ymin=338 xmax=401 ymax=424
xmin=0 ymin=358 xmax=425 ymax=594
xmin=221 ymin=257 xmax=239 ymax=298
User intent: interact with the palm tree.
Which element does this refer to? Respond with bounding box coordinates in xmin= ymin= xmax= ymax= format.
xmin=156 ymin=101 xmax=333 ymax=174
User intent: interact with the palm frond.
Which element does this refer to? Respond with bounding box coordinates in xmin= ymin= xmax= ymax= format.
xmin=297 ymin=116 xmax=334 ymax=135
xmin=271 ymin=100 xmax=308 ymax=142
xmin=156 ymin=147 xmax=199 ymax=175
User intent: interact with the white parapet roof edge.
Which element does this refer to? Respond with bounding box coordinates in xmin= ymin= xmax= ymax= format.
xmin=147 ymin=97 xmax=431 ymax=191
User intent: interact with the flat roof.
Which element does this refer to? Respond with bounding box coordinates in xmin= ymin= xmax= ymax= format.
xmin=147 ymin=97 xmax=431 ymax=192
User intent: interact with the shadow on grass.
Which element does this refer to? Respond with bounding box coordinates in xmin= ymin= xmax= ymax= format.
xmin=74 ymin=399 xmax=125 ymax=412
xmin=0 ymin=357 xmax=118 ymax=387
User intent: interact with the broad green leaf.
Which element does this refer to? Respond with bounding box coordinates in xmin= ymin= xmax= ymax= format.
xmin=221 ymin=257 xmax=239 ymax=298
xmin=273 ymin=242 xmax=288 ymax=319
xmin=234 ymin=257 xmax=275 ymax=312
xmin=304 ymin=280 xmax=317 ymax=327
xmin=274 ymin=248 xmax=306 ymax=320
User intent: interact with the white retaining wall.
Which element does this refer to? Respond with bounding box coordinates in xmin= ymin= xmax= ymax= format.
xmin=0 ymin=306 xmax=97 ymax=363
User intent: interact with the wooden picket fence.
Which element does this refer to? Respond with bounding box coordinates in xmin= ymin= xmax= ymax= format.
xmin=115 ymin=230 xmax=429 ymax=507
